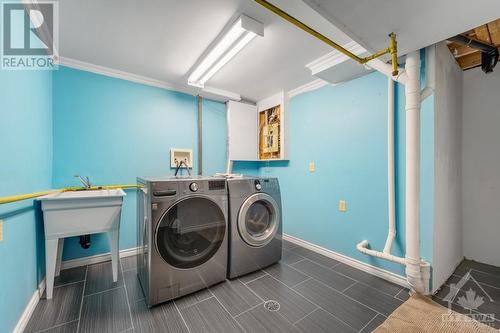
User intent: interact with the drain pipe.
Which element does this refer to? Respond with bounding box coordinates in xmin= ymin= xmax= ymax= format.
xmin=357 ymin=51 xmax=430 ymax=294
xmin=404 ymin=51 xmax=430 ymax=294
xmin=197 ymin=95 xmax=203 ymax=175
xmin=356 ymin=76 xmax=405 ymax=266
xmin=383 ymin=77 xmax=396 ymax=254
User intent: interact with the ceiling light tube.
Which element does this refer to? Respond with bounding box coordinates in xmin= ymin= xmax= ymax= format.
xmin=188 ymin=14 xmax=263 ymax=88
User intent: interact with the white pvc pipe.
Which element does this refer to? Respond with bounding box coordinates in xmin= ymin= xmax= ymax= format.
xmin=383 ymin=77 xmax=396 ymax=254
xmin=357 ymin=51 xmax=431 ymax=294
xmin=404 ymin=51 xmax=427 ymax=294
xmin=357 ymin=240 xmax=406 ymax=265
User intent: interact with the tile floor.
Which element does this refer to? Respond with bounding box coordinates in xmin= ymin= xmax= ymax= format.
xmin=26 ymin=241 xmax=410 ymax=333
xmin=433 ymin=259 xmax=500 ymax=329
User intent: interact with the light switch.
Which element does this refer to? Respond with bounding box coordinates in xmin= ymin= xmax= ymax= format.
xmin=0 ymin=220 xmax=3 ymax=242
xmin=338 ymin=200 xmax=347 ymax=212
xmin=309 ymin=161 xmax=315 ymax=172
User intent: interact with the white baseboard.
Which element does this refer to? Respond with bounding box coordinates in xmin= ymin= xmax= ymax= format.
xmin=60 ymin=246 xmax=139 ymax=270
xmin=12 ymin=289 xmax=39 ymax=333
xmin=283 ymin=234 xmax=409 ymax=288
xmin=14 ymin=247 xmax=139 ymax=333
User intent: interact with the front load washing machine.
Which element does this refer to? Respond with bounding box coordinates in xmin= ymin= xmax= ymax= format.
xmin=227 ymin=177 xmax=282 ymax=279
xmin=137 ymin=176 xmax=227 ymax=307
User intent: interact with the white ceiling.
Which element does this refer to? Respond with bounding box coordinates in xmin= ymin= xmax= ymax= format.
xmin=57 ymin=0 xmax=351 ymax=102
xmin=58 ymin=0 xmax=500 ymax=101
xmin=302 ymin=0 xmax=500 ymax=56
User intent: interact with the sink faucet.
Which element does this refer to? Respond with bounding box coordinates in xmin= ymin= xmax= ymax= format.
xmin=74 ymin=175 xmax=92 ymax=189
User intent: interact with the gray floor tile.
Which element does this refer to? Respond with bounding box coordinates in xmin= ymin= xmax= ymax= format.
xmin=332 ymin=263 xmax=403 ymax=296
xmin=360 ymin=314 xmax=387 ymax=333
xmin=442 ymin=279 xmax=500 ymax=319
xmin=264 ymin=262 xmax=309 ymax=288
xmin=180 ymin=297 xmax=244 ymax=332
xmin=130 ymin=299 xmax=188 ymax=333
xmin=457 ymin=269 xmax=500 ymax=288
xmin=246 ymin=274 xmax=317 ymax=323
xmin=84 ymin=261 xmax=124 ymax=296
xmin=292 ymin=259 xmax=355 ymax=292
xmin=174 ymin=287 xmax=213 ymax=310
xmin=295 ymin=308 xmax=356 ymax=333
xmin=80 ymin=287 xmax=132 ymax=333
xmin=124 ymin=268 xmax=145 ymax=303
xmin=343 ymin=282 xmax=403 ymax=316
xmin=293 ymin=278 xmax=377 ymax=331
xmin=395 ymin=288 xmax=410 ymax=301
xmin=236 ymin=303 xmax=300 ymax=333
xmin=290 ymin=246 xmax=340 ymax=268
xmin=122 ymin=256 xmax=138 ymax=272
xmin=54 ymin=266 xmax=87 ymax=287
xmin=38 ymin=320 xmax=79 ymax=333
xmin=281 ymin=249 xmax=305 ymax=266
xmin=237 ymin=269 xmax=268 ymax=284
xmin=283 ymin=240 xmax=298 ymax=251
xmin=458 ymin=259 xmax=500 ymax=278
xmin=209 ymin=278 xmax=262 ymax=316
xmin=25 ymin=282 xmax=84 ymax=333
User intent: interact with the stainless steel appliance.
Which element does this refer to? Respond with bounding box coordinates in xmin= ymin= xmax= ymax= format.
xmin=227 ymin=177 xmax=282 ymax=279
xmin=137 ymin=176 xmax=227 ymax=307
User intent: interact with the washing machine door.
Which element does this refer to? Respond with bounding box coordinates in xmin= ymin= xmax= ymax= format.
xmin=155 ymin=196 xmax=226 ymax=269
xmin=238 ymin=193 xmax=280 ymax=247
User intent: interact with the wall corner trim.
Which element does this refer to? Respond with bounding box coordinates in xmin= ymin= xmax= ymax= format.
xmin=283 ymin=234 xmax=409 ymax=288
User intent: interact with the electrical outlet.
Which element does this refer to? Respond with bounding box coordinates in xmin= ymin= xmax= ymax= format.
xmin=309 ymin=161 xmax=315 ymax=172
xmin=0 ymin=220 xmax=3 ymax=242
xmin=338 ymin=200 xmax=347 ymax=212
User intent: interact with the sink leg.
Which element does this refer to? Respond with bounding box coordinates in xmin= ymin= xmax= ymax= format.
xmin=45 ymin=238 xmax=59 ymax=299
xmin=55 ymin=238 xmax=64 ymax=277
xmin=107 ymin=228 xmax=119 ymax=282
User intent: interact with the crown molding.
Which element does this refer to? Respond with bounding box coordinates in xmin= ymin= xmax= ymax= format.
xmin=287 ymin=78 xmax=330 ymax=98
xmin=58 ymin=57 xmax=189 ymax=92
xmin=57 ymin=57 xmax=241 ymax=102
xmin=306 ymin=41 xmax=367 ymax=75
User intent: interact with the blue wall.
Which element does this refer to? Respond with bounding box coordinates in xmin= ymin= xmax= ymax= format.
xmin=0 ymin=69 xmax=52 ymax=333
xmin=52 ymin=66 xmax=227 ymax=260
xmin=258 ymin=71 xmax=434 ymax=277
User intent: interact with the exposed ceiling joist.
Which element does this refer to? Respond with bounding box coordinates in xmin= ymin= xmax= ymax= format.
xmin=447 ymin=18 xmax=500 ymax=71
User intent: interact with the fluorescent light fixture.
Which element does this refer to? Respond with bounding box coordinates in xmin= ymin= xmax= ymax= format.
xmin=188 ymin=14 xmax=263 ymax=88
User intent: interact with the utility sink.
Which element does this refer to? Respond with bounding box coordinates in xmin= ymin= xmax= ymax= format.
xmin=39 ymin=188 xmax=126 ymax=299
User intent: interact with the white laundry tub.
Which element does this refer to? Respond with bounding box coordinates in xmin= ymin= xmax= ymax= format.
xmin=39 ymin=188 xmax=126 ymax=299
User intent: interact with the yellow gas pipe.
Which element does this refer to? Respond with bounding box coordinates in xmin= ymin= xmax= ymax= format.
xmin=254 ymin=0 xmax=399 ymax=76
xmin=0 ymin=184 xmax=143 ymax=205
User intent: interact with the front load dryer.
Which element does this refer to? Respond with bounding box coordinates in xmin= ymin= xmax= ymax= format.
xmin=227 ymin=177 xmax=282 ymax=279
xmin=137 ymin=176 xmax=227 ymax=307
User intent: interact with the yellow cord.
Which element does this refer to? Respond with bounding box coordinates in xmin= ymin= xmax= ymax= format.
xmin=0 ymin=184 xmax=143 ymax=205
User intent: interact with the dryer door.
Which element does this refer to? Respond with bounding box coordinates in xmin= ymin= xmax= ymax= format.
xmin=238 ymin=193 xmax=280 ymax=247
xmin=155 ymin=196 xmax=226 ymax=269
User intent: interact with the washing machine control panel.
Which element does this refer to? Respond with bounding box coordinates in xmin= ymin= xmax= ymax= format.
xmin=189 ymin=182 xmax=199 ymax=192
xmin=254 ymin=180 xmax=262 ymax=191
